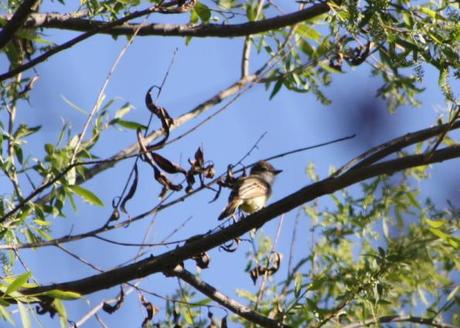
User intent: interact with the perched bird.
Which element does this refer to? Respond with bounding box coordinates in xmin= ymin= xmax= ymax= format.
xmin=218 ymin=161 xmax=282 ymax=220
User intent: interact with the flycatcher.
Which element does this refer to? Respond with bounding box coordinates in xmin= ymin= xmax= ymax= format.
xmin=218 ymin=161 xmax=282 ymax=220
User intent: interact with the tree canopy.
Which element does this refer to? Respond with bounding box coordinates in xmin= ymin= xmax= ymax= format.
xmin=0 ymin=0 xmax=459 ymax=327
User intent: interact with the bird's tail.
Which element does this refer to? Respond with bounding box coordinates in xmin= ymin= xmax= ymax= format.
xmin=218 ymin=198 xmax=241 ymax=220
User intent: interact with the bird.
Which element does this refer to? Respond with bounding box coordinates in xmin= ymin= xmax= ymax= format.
xmin=218 ymin=161 xmax=282 ymax=220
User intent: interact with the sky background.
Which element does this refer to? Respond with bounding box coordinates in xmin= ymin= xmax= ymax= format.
xmin=0 ymin=1 xmax=459 ymax=327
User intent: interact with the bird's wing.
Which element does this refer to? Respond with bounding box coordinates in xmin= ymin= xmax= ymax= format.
xmin=235 ymin=176 xmax=270 ymax=200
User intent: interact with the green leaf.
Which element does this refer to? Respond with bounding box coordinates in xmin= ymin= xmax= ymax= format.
xmin=183 ymin=309 xmax=194 ymax=325
xmin=68 ymin=185 xmax=104 ymax=206
xmin=17 ymin=302 xmax=31 ymax=328
xmin=194 ymin=2 xmax=211 ymax=22
xmin=0 ymin=305 xmax=14 ymax=325
xmin=109 ymin=118 xmax=147 ymax=130
xmin=425 ymin=218 xmax=444 ymax=228
xmin=236 ymin=289 xmax=257 ymax=302
xmin=41 ymin=290 xmax=81 ymax=300
xmin=447 ymin=285 xmax=460 ymax=301
xmin=296 ymin=24 xmax=321 ymax=42
xmin=406 ymin=191 xmax=420 ymax=209
xmin=319 ymin=61 xmax=342 ymax=74
xmin=53 ymin=299 xmax=68 ymax=327
xmin=300 ymin=39 xmax=315 ymax=56
xmin=13 ymin=124 xmax=41 ymax=139
xmin=5 ymin=272 xmax=31 ymax=295
xmin=269 ymin=79 xmax=283 ymax=100
xmin=294 ymin=272 xmax=303 ymax=298
xmin=114 ymin=102 xmax=134 ymax=119
xmin=429 ymin=227 xmax=450 ymax=240
xmin=419 ymin=7 xmax=437 ymax=19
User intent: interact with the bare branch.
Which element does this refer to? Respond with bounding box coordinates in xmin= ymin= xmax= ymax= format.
xmin=18 ymin=144 xmax=460 ymax=297
xmin=342 ymin=315 xmax=460 ymax=328
xmin=172 ymin=266 xmax=286 ymax=328
xmin=23 ymin=3 xmax=330 ymax=38
xmin=333 ymin=119 xmax=460 ymax=176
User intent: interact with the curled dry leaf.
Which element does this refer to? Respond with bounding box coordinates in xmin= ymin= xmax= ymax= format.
xmin=136 ymin=128 xmax=150 ymax=161
xmin=203 ymin=163 xmax=215 ymax=179
xmin=184 ymin=235 xmax=211 ymax=269
xmin=186 ymin=147 xmax=207 ymax=191
xmin=185 ymin=170 xmax=196 ymax=193
xmin=145 ymin=87 xmax=174 ymax=149
xmin=193 ymin=252 xmax=210 ymax=269
xmin=207 ymin=311 xmax=218 ymax=328
xmin=153 ymin=165 xmax=183 ymax=197
xmin=140 ymin=294 xmax=158 ymax=328
xmin=35 ymin=299 xmax=57 ymax=318
xmin=151 ymin=152 xmax=186 ymax=175
xmin=194 ymin=147 xmax=204 ymax=169
xmin=102 ymin=288 xmax=124 ymax=314
xmin=346 ymin=41 xmax=372 ymax=66
xmin=120 ymin=164 xmax=139 ymax=213
xmin=221 ymin=316 xmax=228 ymax=328
xmin=108 ymin=208 xmax=120 ymax=222
xmin=249 ymin=252 xmax=282 ymax=284
xmin=219 ymin=237 xmax=240 ymax=253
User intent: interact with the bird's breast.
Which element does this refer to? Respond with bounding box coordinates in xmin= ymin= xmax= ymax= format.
xmin=240 ymin=195 xmax=268 ymax=213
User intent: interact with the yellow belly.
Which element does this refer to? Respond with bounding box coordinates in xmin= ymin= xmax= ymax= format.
xmin=240 ymin=195 xmax=268 ymax=213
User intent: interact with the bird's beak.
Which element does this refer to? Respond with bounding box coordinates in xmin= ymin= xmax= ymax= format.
xmin=273 ymin=169 xmax=283 ymax=175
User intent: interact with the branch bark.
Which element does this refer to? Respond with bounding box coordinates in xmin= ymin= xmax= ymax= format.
xmin=22 ymin=3 xmax=330 ymax=38
xmin=343 ymin=315 xmax=460 ymax=328
xmin=20 ymin=144 xmax=460 ymax=296
xmin=172 ymin=267 xmax=286 ymax=328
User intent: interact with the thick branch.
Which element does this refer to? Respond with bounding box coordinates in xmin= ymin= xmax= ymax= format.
xmin=173 ymin=267 xmax=285 ymax=328
xmin=343 ymin=315 xmax=459 ymax=328
xmin=0 ymin=0 xmax=39 ymax=50
xmin=23 ymin=3 xmax=330 ymax=38
xmin=20 ymin=144 xmax=460 ymax=296
xmin=334 ymin=119 xmax=460 ymax=176
xmin=0 ymin=1 xmax=196 ymax=81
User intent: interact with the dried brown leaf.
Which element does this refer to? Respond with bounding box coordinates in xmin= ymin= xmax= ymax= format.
xmin=151 ymin=152 xmax=186 ymax=175
xmin=102 ymin=288 xmax=124 ymax=314
xmin=221 ymin=316 xmax=228 ymax=328
xmin=153 ymin=165 xmax=182 ymax=196
xmin=145 ymin=87 xmax=173 ymax=149
xmin=120 ymin=164 xmax=139 ymax=213
xmin=140 ymin=294 xmax=158 ymax=327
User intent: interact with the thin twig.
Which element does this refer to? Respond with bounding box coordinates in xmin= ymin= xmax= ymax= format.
xmin=70 ymin=15 xmax=147 ymax=163
xmin=425 ymin=105 xmax=460 ymax=159
xmin=241 ymin=0 xmax=266 ymax=77
xmin=173 ymin=267 xmax=286 ymax=328
xmin=342 ymin=315 xmax=459 ymax=328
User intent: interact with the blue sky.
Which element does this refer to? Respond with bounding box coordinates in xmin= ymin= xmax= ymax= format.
xmin=0 ymin=1 xmax=458 ymax=327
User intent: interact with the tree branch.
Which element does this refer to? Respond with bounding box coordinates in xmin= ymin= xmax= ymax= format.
xmin=0 ymin=1 xmax=197 ymax=81
xmin=172 ymin=267 xmax=286 ymax=328
xmin=334 ymin=119 xmax=460 ymax=176
xmin=19 ymin=144 xmax=460 ymax=297
xmin=0 ymin=0 xmax=40 ymax=50
xmin=343 ymin=315 xmax=460 ymax=328
xmin=22 ymin=3 xmax=330 ymax=38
